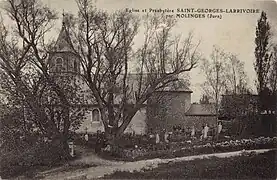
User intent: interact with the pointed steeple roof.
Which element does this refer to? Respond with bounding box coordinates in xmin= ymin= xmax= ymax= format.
xmin=54 ymin=12 xmax=75 ymax=52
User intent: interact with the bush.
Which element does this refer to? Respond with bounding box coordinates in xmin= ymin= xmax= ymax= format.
xmin=0 ymin=140 xmax=67 ymax=179
xmin=102 ymin=136 xmax=277 ymax=161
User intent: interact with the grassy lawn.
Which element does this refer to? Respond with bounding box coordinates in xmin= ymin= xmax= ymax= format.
xmin=102 ymin=150 xmax=277 ymax=179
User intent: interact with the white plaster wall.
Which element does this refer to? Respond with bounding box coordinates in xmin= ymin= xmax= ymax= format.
xmin=124 ymin=108 xmax=146 ymax=135
xmin=76 ymin=107 xmax=147 ymax=135
xmin=75 ymin=110 xmax=104 ymax=133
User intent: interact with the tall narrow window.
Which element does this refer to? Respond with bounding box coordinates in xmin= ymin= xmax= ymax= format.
xmin=91 ymin=109 xmax=100 ymax=122
xmin=73 ymin=61 xmax=78 ymax=72
xmin=64 ymin=59 xmax=68 ymax=72
xmin=56 ymin=57 xmax=63 ymax=72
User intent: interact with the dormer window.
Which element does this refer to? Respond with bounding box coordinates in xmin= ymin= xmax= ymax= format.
xmin=55 ymin=57 xmax=63 ymax=72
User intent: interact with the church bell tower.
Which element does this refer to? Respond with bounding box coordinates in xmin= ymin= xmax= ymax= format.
xmin=49 ymin=13 xmax=80 ymax=76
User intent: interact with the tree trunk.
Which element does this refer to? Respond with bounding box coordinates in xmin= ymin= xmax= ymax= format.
xmin=117 ymin=110 xmax=138 ymax=136
xmin=62 ymin=107 xmax=71 ymax=157
xmin=52 ymin=133 xmax=70 ymax=160
xmin=103 ymin=110 xmax=137 ymax=147
xmin=62 ymin=135 xmax=70 ymax=160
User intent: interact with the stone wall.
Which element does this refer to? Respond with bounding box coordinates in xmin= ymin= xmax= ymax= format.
xmin=146 ymin=91 xmax=191 ymax=132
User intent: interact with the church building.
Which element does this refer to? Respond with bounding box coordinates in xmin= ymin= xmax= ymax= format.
xmin=49 ymin=18 xmax=217 ymax=135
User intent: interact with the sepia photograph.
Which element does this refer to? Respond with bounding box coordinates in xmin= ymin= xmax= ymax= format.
xmin=0 ymin=0 xmax=276 ymax=179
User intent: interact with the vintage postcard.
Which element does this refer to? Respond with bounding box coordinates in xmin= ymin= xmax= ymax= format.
xmin=0 ymin=0 xmax=276 ymax=179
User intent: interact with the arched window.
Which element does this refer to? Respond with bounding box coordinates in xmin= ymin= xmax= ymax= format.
xmin=55 ymin=57 xmax=63 ymax=72
xmin=91 ymin=109 xmax=100 ymax=122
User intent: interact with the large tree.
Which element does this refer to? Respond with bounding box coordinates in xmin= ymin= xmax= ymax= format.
xmin=201 ymin=46 xmax=228 ymax=124
xmin=254 ymin=11 xmax=271 ymax=112
xmin=268 ymin=45 xmax=277 ymax=93
xmin=200 ymin=46 xmax=249 ymax=139
xmin=0 ymin=0 xmax=86 ymax=156
xmin=225 ymin=54 xmax=248 ymax=94
xmin=69 ymin=0 xmax=199 ymax=142
xmin=269 ymin=45 xmax=277 ymax=113
xmin=201 ymin=46 xmax=249 ymax=106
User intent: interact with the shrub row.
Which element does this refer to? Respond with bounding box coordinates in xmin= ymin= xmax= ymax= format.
xmin=102 ymin=136 xmax=277 ymax=161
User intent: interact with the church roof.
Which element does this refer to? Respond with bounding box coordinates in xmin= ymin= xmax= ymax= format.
xmin=159 ymin=85 xmax=193 ymax=93
xmin=54 ymin=15 xmax=75 ymax=52
xmin=186 ymin=103 xmax=216 ymax=116
xmin=126 ymin=73 xmax=192 ymax=93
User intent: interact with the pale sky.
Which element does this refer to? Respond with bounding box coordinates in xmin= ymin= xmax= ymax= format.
xmin=1 ymin=0 xmax=277 ymax=102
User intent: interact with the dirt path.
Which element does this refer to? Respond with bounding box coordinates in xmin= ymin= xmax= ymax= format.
xmin=37 ymin=148 xmax=275 ymax=180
